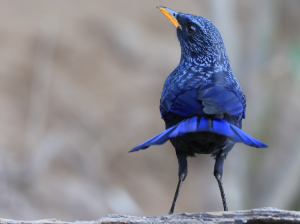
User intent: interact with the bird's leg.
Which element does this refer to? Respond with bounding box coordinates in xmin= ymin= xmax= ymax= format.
xmin=169 ymin=153 xmax=187 ymax=214
xmin=214 ymin=155 xmax=228 ymax=211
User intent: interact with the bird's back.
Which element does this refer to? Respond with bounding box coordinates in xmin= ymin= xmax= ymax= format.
xmin=160 ymin=60 xmax=245 ymax=157
xmin=160 ymin=61 xmax=246 ymax=119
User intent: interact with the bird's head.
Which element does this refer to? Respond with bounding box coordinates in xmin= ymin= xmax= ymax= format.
xmin=157 ymin=6 xmax=228 ymax=66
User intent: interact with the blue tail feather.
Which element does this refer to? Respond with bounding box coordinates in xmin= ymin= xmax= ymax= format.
xmin=198 ymin=116 xmax=209 ymax=130
xmin=130 ymin=127 xmax=175 ymax=152
xmin=212 ymin=118 xmax=232 ymax=135
xmin=169 ymin=124 xmax=180 ymax=138
xmin=185 ymin=116 xmax=198 ymax=132
xmin=130 ymin=116 xmax=267 ymax=152
xmin=230 ymin=125 xmax=268 ymax=148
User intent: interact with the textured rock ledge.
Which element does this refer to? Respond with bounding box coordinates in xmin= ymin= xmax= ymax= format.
xmin=1 ymin=207 xmax=300 ymax=224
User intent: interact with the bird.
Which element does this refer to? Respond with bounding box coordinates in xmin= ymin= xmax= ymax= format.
xmin=130 ymin=6 xmax=267 ymax=214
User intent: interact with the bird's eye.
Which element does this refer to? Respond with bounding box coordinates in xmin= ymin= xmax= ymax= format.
xmin=187 ymin=24 xmax=196 ymax=33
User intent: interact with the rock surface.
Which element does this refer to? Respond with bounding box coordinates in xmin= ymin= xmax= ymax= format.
xmin=1 ymin=208 xmax=300 ymax=224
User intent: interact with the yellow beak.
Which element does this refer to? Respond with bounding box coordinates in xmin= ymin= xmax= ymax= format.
xmin=157 ymin=6 xmax=182 ymax=30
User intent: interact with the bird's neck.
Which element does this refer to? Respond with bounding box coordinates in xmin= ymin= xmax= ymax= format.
xmin=180 ymin=50 xmax=230 ymax=71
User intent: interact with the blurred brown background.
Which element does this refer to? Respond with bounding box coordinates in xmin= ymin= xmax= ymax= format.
xmin=0 ymin=0 xmax=300 ymax=221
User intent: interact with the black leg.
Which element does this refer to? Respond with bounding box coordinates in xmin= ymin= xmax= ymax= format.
xmin=214 ymin=155 xmax=228 ymax=211
xmin=169 ymin=154 xmax=187 ymax=214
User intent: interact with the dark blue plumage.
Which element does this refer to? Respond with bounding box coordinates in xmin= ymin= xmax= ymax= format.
xmin=130 ymin=6 xmax=267 ymax=214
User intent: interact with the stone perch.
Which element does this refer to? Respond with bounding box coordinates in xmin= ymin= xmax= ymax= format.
xmin=1 ymin=208 xmax=300 ymax=224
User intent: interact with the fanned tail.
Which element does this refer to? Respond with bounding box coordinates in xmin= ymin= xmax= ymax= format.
xmin=130 ymin=116 xmax=267 ymax=152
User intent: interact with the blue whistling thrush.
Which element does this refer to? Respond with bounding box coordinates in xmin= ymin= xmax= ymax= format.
xmin=130 ymin=6 xmax=267 ymax=214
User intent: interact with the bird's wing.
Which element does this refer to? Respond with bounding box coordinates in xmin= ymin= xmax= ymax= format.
xmin=160 ymin=83 xmax=244 ymax=119
xmin=166 ymin=89 xmax=205 ymax=117
xmin=197 ymin=83 xmax=244 ymax=118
